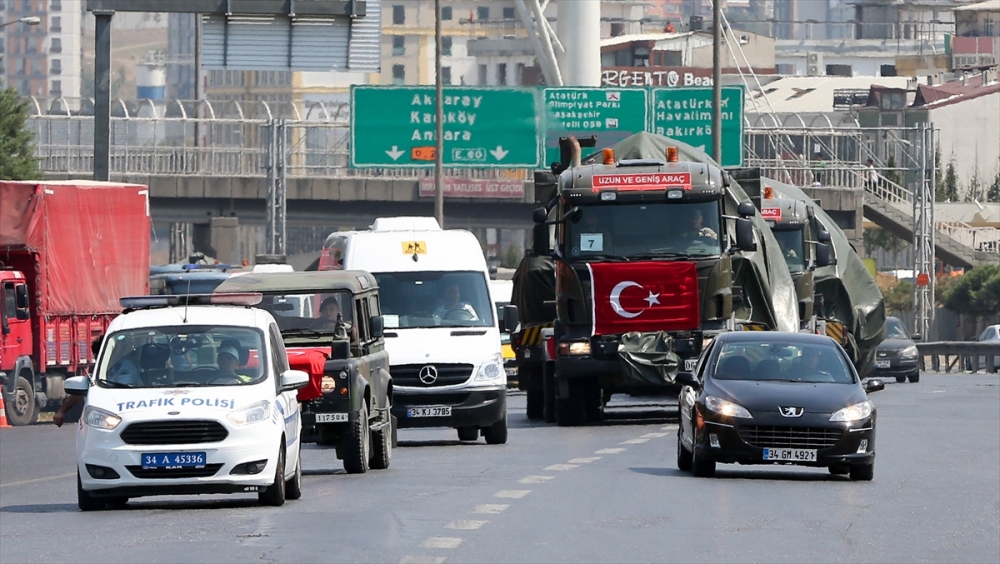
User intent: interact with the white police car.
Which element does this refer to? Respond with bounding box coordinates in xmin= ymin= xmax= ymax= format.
xmin=65 ymin=294 xmax=309 ymax=511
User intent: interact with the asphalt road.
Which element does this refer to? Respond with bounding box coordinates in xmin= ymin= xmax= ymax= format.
xmin=1 ymin=373 xmax=998 ymax=564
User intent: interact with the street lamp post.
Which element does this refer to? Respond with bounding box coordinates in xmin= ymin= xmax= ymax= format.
xmin=0 ymin=16 xmax=42 ymax=28
xmin=433 ymin=0 xmax=444 ymax=228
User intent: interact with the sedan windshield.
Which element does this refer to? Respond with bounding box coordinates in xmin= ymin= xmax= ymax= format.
xmin=713 ymin=341 xmax=854 ymax=384
xmin=96 ymin=326 xmax=265 ymax=388
xmin=564 ymin=201 xmax=722 ymax=260
xmin=772 ymin=228 xmax=806 ymax=273
xmin=374 ymin=271 xmax=494 ymax=329
xmin=885 ymin=318 xmax=910 ymax=340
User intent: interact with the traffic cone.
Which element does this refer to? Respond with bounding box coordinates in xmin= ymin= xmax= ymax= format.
xmin=0 ymin=394 xmax=10 ymax=428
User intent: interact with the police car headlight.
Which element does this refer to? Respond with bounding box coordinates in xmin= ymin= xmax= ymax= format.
xmin=830 ymin=400 xmax=873 ymax=422
xmin=475 ymin=353 xmax=504 ymax=381
xmin=227 ymin=400 xmax=271 ymax=426
xmin=84 ymin=406 xmax=122 ymax=430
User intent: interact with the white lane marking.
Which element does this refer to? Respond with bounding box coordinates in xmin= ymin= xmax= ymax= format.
xmin=494 ymin=490 xmax=531 ymax=499
xmin=596 ymin=448 xmax=626 ymax=454
xmin=519 ymin=475 xmax=555 ymax=484
xmin=621 ymin=438 xmax=649 ymax=444
xmin=568 ymin=457 xmax=601 ymax=464
xmin=544 ymin=463 xmax=578 ymax=471
xmin=423 ymin=538 xmax=463 ymax=550
xmin=400 ymin=557 xmax=446 ymax=564
xmin=641 ymin=432 xmax=670 ymax=438
xmin=0 ymin=472 xmax=75 ymax=489
xmin=662 ymin=425 xmax=676 ymax=430
xmin=472 ymin=504 xmax=509 ymax=514
xmin=446 ymin=520 xmax=488 ymax=530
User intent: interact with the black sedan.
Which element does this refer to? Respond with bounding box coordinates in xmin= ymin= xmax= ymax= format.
xmin=874 ymin=316 xmax=921 ymax=383
xmin=676 ymin=332 xmax=884 ymax=480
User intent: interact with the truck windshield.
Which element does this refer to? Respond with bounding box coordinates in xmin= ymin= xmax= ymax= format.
xmin=96 ymin=326 xmax=265 ymax=388
xmin=564 ymin=201 xmax=722 ymax=260
xmin=374 ymin=271 xmax=495 ymax=329
xmin=772 ymin=229 xmax=806 ymax=273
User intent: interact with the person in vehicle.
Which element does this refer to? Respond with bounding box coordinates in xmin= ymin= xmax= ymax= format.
xmin=675 ymin=209 xmax=717 ymax=251
xmin=435 ymin=282 xmax=479 ymax=321
xmin=313 ymin=296 xmax=343 ymax=329
xmin=215 ymin=343 xmax=254 ymax=383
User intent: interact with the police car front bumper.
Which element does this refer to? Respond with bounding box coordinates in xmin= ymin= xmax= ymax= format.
xmin=78 ymin=419 xmax=285 ymax=496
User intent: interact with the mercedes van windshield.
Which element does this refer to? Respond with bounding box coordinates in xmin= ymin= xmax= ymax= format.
xmin=374 ymin=271 xmax=495 ymax=329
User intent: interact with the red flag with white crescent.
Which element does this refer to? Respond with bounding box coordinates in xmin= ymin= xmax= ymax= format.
xmin=587 ymin=261 xmax=700 ymax=335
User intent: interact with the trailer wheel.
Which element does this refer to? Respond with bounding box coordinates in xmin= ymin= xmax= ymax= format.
xmin=5 ymin=376 xmax=38 ymax=426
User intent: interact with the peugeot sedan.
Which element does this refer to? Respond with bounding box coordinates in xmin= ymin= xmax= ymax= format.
xmin=676 ymin=332 xmax=884 ymax=481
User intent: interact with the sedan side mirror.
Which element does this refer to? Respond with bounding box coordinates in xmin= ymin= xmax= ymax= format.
xmin=280 ymin=369 xmax=310 ymax=392
xmin=676 ymin=371 xmax=700 ymax=388
xmin=65 ymin=375 xmax=90 ymax=396
xmin=502 ymin=305 xmax=519 ymax=333
xmin=735 ymin=218 xmax=756 ymax=252
xmin=912 ymin=333 xmax=922 ymax=341
xmin=369 ymin=315 xmax=385 ymax=339
xmin=864 ymin=378 xmax=885 ymax=394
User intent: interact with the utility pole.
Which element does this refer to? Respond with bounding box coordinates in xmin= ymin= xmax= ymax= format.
xmin=711 ymin=0 xmax=722 ymax=163
xmin=93 ymin=10 xmax=114 ymax=182
xmin=434 ymin=0 xmax=444 ymax=228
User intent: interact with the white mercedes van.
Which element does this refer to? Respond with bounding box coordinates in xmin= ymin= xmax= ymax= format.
xmin=319 ymin=217 xmax=515 ymax=444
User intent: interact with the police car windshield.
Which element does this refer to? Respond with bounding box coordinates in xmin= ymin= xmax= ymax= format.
xmin=713 ymin=341 xmax=855 ymax=384
xmin=374 ymin=271 xmax=495 ymax=329
xmin=96 ymin=326 xmax=265 ymax=388
xmin=772 ymin=229 xmax=806 ymax=273
xmin=565 ymin=202 xmax=722 ymax=260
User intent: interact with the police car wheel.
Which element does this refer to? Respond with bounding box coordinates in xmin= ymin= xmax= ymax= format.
xmin=77 ymin=471 xmax=105 ymax=512
xmin=342 ymin=402 xmax=370 ymax=474
xmin=258 ymin=444 xmax=286 ymax=507
xmin=285 ymin=446 xmax=302 ymax=501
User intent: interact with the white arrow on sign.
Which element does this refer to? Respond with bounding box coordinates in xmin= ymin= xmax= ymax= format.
xmin=490 ymin=145 xmax=509 ymax=160
xmin=385 ymin=146 xmax=405 ymax=161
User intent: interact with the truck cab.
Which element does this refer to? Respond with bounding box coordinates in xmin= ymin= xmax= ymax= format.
xmin=0 ymin=272 xmax=34 ymax=424
xmin=759 ymin=195 xmax=818 ymax=329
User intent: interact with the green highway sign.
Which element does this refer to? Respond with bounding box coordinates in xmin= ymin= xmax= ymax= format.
xmin=650 ymin=86 xmax=744 ymax=167
xmin=542 ymin=87 xmax=648 ymax=168
xmin=350 ymin=86 xmax=540 ymax=168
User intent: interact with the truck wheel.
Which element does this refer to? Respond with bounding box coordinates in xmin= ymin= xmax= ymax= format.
xmin=285 ymin=445 xmax=302 ymax=500
xmin=542 ymin=363 xmax=557 ymax=423
xmin=77 ymin=471 xmax=105 ymax=512
xmin=370 ymin=414 xmax=392 ymax=470
xmin=583 ymin=382 xmax=604 ymax=423
xmin=258 ymin=443 xmax=287 ymax=506
xmin=342 ymin=403 xmax=370 ymax=474
xmin=483 ymin=413 xmax=508 ymax=445
xmin=556 ymin=382 xmax=587 ymax=427
xmin=525 ymin=388 xmax=544 ymax=420
xmin=5 ymin=376 xmax=37 ymax=426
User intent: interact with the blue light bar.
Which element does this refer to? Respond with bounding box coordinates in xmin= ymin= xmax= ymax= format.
xmin=120 ymin=293 xmax=262 ymax=309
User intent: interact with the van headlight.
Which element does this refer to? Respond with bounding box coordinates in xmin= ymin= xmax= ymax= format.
xmin=84 ymin=406 xmax=122 ymax=430
xmin=474 ymin=353 xmax=504 ymax=381
xmin=830 ymin=400 xmax=873 ymax=422
xmin=227 ymin=400 xmax=271 ymax=426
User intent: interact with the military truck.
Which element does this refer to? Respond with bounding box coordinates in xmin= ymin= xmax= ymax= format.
xmin=520 ymin=133 xmax=799 ymax=426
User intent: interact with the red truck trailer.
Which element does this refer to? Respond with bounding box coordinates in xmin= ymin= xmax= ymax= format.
xmin=0 ymin=180 xmax=150 ymax=425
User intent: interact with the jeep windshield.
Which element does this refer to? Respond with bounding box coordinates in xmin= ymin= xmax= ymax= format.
xmin=564 ymin=201 xmax=722 ymax=260
xmin=374 ymin=271 xmax=495 ymax=329
xmin=772 ymin=228 xmax=806 ymax=273
xmin=255 ymin=291 xmax=355 ymax=335
xmin=96 ymin=326 xmax=265 ymax=388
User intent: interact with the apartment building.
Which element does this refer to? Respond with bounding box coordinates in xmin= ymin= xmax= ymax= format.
xmin=1 ymin=0 xmax=82 ymax=101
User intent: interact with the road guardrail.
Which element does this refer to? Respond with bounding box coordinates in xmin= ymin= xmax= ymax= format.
xmin=917 ymin=342 xmax=999 ymax=374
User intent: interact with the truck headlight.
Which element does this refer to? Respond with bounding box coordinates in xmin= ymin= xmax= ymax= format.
xmin=84 ymin=406 xmax=122 ymax=430
xmin=704 ymin=395 xmax=753 ymax=418
xmin=474 ymin=353 xmax=504 ymax=381
xmin=900 ymin=345 xmax=918 ymax=359
xmin=558 ymin=341 xmax=592 ymax=356
xmin=227 ymin=400 xmax=271 ymax=426
xmin=830 ymin=400 xmax=873 ymax=422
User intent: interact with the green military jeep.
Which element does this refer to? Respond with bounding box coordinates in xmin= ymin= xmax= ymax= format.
xmin=216 ymin=271 xmax=394 ymax=474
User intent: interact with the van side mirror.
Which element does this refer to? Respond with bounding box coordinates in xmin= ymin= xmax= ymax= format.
xmin=369 ymin=315 xmax=384 ymax=339
xmin=65 ymin=375 xmax=90 ymax=396
xmin=676 ymin=371 xmax=700 ymax=388
xmin=815 ymin=242 xmax=835 ymax=267
xmin=738 ymin=201 xmax=755 ymax=218
xmin=502 ymin=305 xmax=519 ymax=333
xmin=817 ymin=229 xmax=831 ymax=243
xmin=735 ymin=218 xmax=756 ymax=252
xmin=532 ymin=223 xmax=551 ymax=255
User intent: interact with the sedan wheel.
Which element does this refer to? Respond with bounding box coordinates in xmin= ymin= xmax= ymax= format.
xmin=691 ymin=440 xmax=716 ymax=478
xmin=676 ymin=431 xmax=692 ymax=472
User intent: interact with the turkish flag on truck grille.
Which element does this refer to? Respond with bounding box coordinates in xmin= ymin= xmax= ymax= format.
xmin=587 ymin=261 xmax=700 ymax=335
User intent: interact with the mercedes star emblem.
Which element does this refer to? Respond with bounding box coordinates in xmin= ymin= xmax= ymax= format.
xmin=418 ymin=365 xmax=439 ymax=385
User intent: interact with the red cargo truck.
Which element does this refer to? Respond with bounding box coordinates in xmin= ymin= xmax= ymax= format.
xmin=0 ymin=181 xmax=150 ymax=425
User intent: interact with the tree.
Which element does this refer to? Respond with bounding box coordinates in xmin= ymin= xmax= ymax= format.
xmin=941 ymin=158 xmax=959 ymax=203
xmin=944 ymin=265 xmax=1000 ymax=316
xmin=934 ymin=148 xmax=944 ymax=201
xmin=882 ymin=280 xmax=913 ymax=314
xmin=500 ymin=245 xmax=522 ymax=269
xmin=863 ymin=227 xmax=907 ymax=270
xmin=0 ymin=88 xmax=40 ymax=180
xmin=987 ymin=170 xmax=1000 ymax=203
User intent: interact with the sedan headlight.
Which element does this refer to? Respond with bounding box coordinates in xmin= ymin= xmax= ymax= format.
xmin=830 ymin=400 xmax=873 ymax=422
xmin=227 ymin=400 xmax=271 ymax=426
xmin=900 ymin=345 xmax=918 ymax=359
xmin=704 ymin=395 xmax=753 ymax=418
xmin=84 ymin=406 xmax=122 ymax=430
xmin=474 ymin=353 xmax=504 ymax=381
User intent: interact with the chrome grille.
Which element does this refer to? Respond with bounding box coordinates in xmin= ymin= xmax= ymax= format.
xmin=126 ymin=464 xmax=223 ymax=479
xmin=119 ymin=420 xmax=229 ymax=445
xmin=739 ymin=426 xmax=844 ymax=449
xmin=392 ymin=364 xmax=474 ymax=387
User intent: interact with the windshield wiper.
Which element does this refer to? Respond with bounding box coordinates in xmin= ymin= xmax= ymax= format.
xmin=630 ymin=251 xmax=693 ymax=259
xmin=575 ymin=253 xmax=629 ymax=261
xmin=99 ymin=380 xmax=135 ymax=389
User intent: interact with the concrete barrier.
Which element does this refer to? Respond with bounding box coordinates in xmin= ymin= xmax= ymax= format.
xmin=917 ymin=342 xmax=1000 ymax=373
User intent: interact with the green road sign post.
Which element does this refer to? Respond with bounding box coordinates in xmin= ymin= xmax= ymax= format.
xmin=542 ymin=88 xmax=648 ymax=169
xmin=350 ymin=86 xmax=540 ymax=168
xmin=650 ymin=86 xmax=744 ymax=167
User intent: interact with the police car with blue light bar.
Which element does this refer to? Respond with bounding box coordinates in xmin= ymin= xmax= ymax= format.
xmin=66 ymin=294 xmax=311 ymax=510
